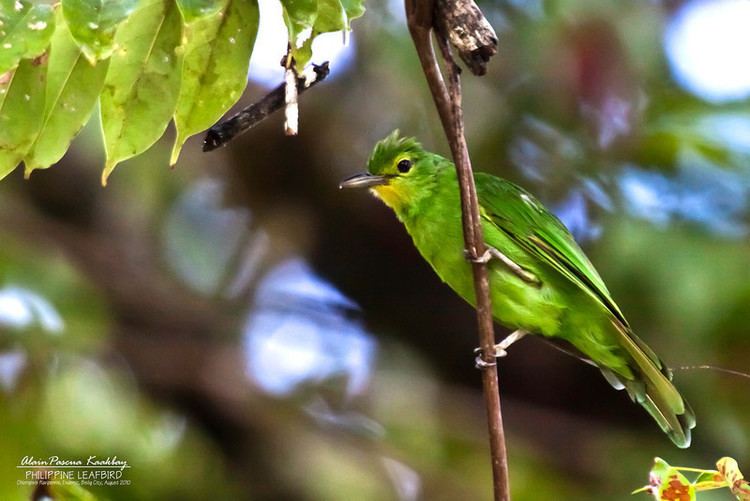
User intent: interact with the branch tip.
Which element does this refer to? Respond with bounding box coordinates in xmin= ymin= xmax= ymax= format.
xmin=202 ymin=62 xmax=331 ymax=151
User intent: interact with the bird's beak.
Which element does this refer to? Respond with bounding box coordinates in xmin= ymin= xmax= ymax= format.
xmin=339 ymin=173 xmax=389 ymax=190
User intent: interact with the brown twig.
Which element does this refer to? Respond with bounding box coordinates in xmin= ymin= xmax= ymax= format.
xmin=404 ymin=1 xmax=510 ymax=500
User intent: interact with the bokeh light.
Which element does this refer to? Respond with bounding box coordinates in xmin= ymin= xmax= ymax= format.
xmin=665 ymin=0 xmax=750 ymax=102
xmin=244 ymin=258 xmax=375 ymax=397
xmin=0 ymin=286 xmax=64 ymax=333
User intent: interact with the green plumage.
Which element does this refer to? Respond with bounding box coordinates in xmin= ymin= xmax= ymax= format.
xmin=346 ymin=131 xmax=695 ymax=448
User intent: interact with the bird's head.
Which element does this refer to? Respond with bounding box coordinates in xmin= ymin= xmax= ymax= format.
xmin=340 ymin=130 xmax=442 ymax=214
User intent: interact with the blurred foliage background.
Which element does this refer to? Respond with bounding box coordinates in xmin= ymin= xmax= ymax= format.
xmin=1 ymin=0 xmax=750 ymax=499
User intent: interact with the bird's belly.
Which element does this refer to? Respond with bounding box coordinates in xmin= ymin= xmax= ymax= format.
xmin=410 ymin=219 xmax=562 ymax=336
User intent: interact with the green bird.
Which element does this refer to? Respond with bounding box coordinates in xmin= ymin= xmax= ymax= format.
xmin=340 ymin=131 xmax=695 ymax=448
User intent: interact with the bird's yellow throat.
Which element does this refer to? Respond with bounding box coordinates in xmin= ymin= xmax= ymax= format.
xmin=370 ymin=185 xmax=408 ymax=212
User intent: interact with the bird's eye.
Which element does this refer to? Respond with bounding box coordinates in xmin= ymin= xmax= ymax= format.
xmin=397 ymin=159 xmax=412 ymax=173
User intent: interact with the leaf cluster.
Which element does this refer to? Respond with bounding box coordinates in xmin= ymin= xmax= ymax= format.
xmin=0 ymin=0 xmax=364 ymax=184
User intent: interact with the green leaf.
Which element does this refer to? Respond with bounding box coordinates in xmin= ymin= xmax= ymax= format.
xmin=100 ymin=0 xmax=183 ymax=184
xmin=280 ymin=0 xmax=364 ymax=69
xmin=314 ymin=0 xmax=346 ymax=33
xmin=0 ymin=55 xmax=47 ymax=179
xmin=280 ymin=0 xmax=316 ymax=68
xmin=176 ymin=0 xmax=224 ymax=23
xmin=62 ymin=0 xmax=138 ymax=63
xmin=24 ymin=10 xmax=110 ymax=174
xmin=171 ymin=0 xmax=259 ymax=165
xmin=281 ymin=0 xmax=317 ymax=38
xmin=340 ymin=0 xmax=365 ymax=24
xmin=0 ymin=0 xmax=55 ymax=74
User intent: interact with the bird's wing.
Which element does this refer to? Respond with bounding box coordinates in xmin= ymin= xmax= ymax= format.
xmin=474 ymin=173 xmax=629 ymax=326
xmin=476 ymin=174 xmax=666 ymax=364
xmin=476 ymin=174 xmax=693 ymax=446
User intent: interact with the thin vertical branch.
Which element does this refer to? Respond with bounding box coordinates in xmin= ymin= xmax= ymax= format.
xmin=404 ymin=1 xmax=510 ymax=500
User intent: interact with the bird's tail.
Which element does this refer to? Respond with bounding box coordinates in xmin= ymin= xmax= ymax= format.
xmin=603 ymin=320 xmax=696 ymax=448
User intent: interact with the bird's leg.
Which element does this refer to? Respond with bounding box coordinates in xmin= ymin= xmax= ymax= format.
xmin=494 ymin=329 xmax=528 ymax=356
xmin=466 ymin=247 xmax=541 ymax=286
xmin=474 ymin=330 xmax=529 ymax=368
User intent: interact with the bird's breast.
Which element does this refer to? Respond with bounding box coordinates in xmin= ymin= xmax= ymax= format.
xmin=402 ymin=203 xmax=563 ymax=335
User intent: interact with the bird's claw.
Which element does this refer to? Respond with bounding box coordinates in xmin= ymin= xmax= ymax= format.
xmin=465 ymin=247 xmax=541 ymax=286
xmin=464 ymin=248 xmax=492 ymax=264
xmin=473 ymin=346 xmax=507 ymax=369
xmin=474 ymin=354 xmax=496 ymax=369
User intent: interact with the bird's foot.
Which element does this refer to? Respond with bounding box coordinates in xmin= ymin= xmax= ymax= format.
xmin=474 ymin=348 xmax=497 ymax=369
xmin=473 ymin=347 xmax=504 ymax=369
xmin=473 ymin=330 xmax=529 ymax=369
xmin=465 ymin=248 xmax=492 ymax=264
xmin=464 ymin=247 xmax=541 ymax=286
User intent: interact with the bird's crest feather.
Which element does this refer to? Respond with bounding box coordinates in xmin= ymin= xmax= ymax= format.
xmin=368 ymin=130 xmax=422 ymax=175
